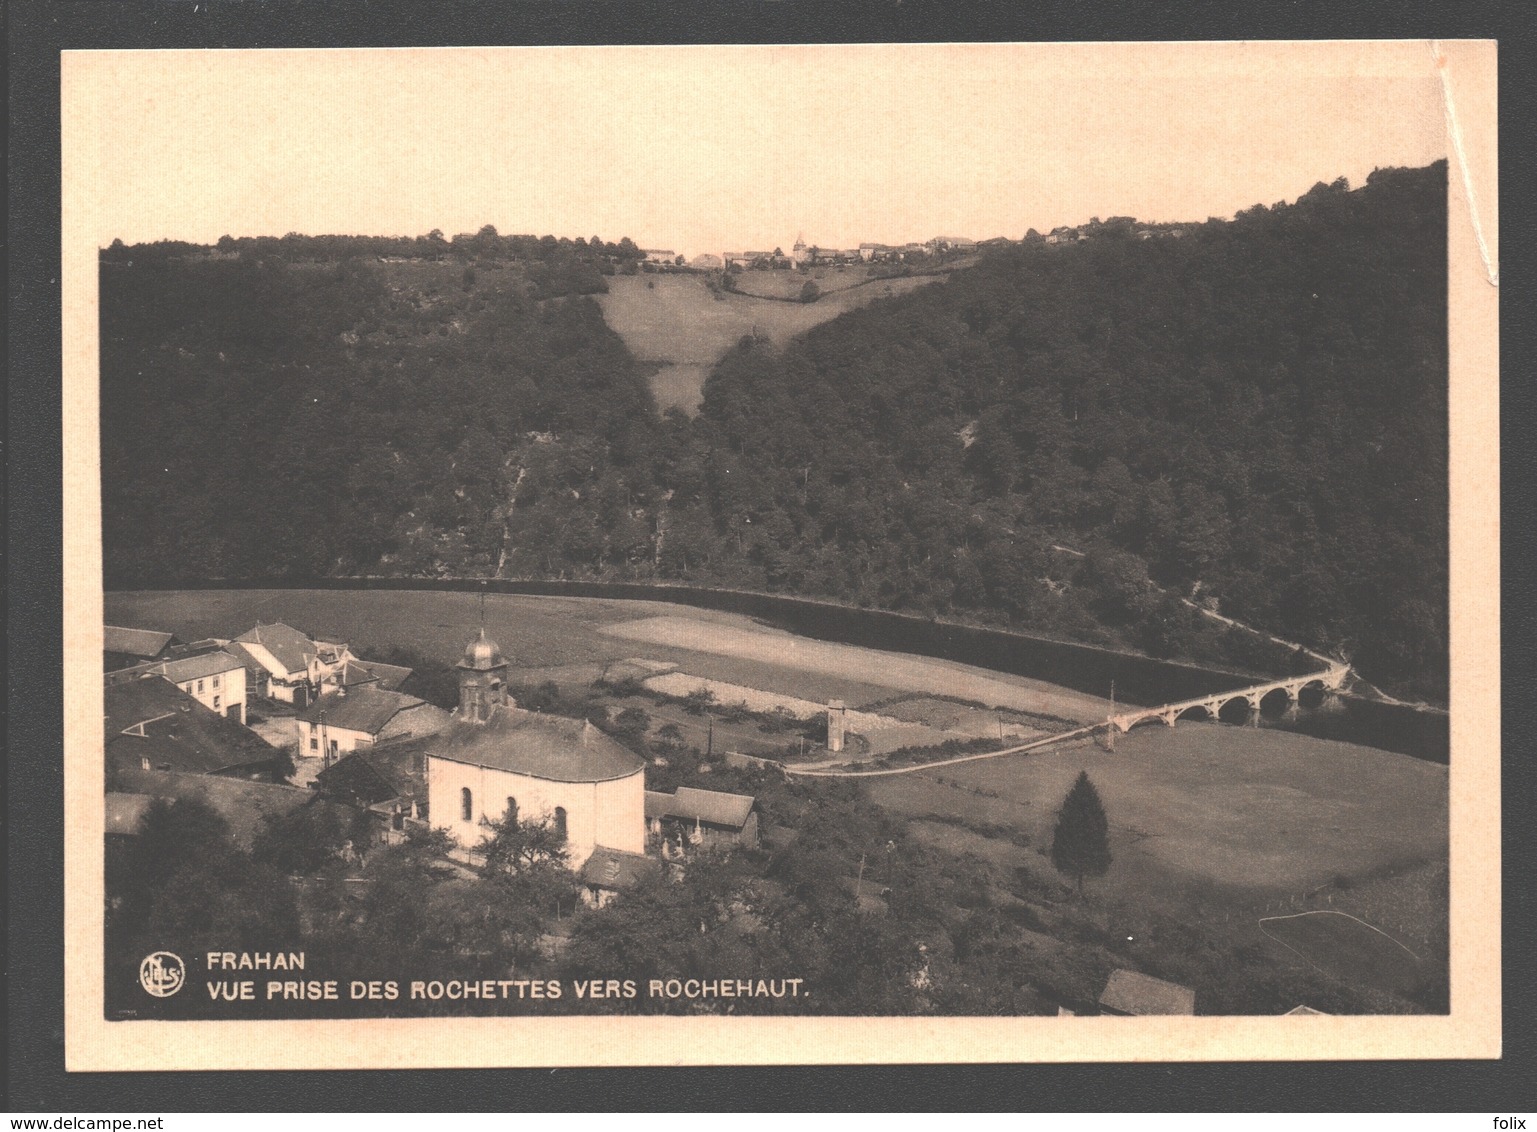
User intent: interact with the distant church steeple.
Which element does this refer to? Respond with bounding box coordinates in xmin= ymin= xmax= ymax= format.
xmin=456 ymin=627 xmax=510 ymax=722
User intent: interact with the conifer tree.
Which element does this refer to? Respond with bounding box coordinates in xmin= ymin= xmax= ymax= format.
xmin=1050 ymin=771 xmax=1112 ymax=894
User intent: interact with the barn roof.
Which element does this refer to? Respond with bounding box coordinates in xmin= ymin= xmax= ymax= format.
xmin=1098 ymin=969 xmax=1196 ymax=1016
xmin=424 ymin=706 xmax=645 ymax=783
xmin=669 ymin=786 xmax=755 ymax=829
xmin=104 ymin=625 xmax=177 ymax=659
xmin=296 ymin=687 xmax=430 ymax=735
xmin=644 ymin=790 xmax=674 ymax=820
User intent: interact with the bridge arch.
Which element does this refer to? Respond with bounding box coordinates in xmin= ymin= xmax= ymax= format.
xmin=1258 ymin=687 xmax=1295 ymax=718
xmin=1176 ymin=704 xmax=1215 ymax=723
xmin=1297 ymin=679 xmax=1331 ymax=709
xmin=1218 ymin=696 xmax=1254 ymax=724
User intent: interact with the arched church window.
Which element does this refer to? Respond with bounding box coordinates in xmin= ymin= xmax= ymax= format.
xmin=505 ymin=796 xmax=518 ymax=825
xmin=461 ymin=787 xmax=473 ymax=823
xmin=553 ymin=806 xmax=567 ymax=839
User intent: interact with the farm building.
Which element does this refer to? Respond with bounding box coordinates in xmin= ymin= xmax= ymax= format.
xmin=424 ymin=629 xmax=646 ymax=867
xmin=295 ymin=686 xmax=449 ymax=764
xmin=1098 ymin=969 xmax=1196 ymax=1016
xmin=646 ymin=785 xmax=759 ymax=851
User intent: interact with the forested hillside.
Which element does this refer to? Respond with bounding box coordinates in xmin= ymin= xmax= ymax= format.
xmin=101 ymin=162 xmax=1447 ymax=699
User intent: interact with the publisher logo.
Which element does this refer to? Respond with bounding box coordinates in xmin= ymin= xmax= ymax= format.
xmin=139 ymin=951 xmax=186 ymax=997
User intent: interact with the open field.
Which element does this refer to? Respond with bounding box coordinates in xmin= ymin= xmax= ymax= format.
xmin=596 ymin=272 xmax=947 ymax=411
xmin=604 ymin=615 xmax=1115 ymax=722
xmin=1259 ymin=911 xmax=1424 ymax=996
xmin=867 ymin=724 xmax=1448 ymax=897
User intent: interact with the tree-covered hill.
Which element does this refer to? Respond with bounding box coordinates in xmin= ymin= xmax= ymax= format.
xmin=684 ymin=163 xmax=1448 ymax=699
xmin=100 ymin=162 xmax=1448 ymax=700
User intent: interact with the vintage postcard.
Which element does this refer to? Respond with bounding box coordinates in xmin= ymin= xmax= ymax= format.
xmin=61 ymin=40 xmax=1498 ymax=1069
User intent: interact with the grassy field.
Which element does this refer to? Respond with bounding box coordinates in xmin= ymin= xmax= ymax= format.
xmin=867 ymin=724 xmax=1447 ymax=897
xmin=1259 ymin=911 xmax=1424 ymax=996
xmin=596 ymin=272 xmax=947 ymax=411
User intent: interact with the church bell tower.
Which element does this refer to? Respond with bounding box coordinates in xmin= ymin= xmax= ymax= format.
xmin=456 ymin=628 xmax=510 ymax=722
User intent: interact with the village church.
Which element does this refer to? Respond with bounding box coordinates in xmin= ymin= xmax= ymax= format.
xmin=425 ymin=629 xmax=647 ymax=866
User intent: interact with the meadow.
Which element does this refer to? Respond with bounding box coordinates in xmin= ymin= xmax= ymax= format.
xmin=596 ymin=271 xmax=947 ymax=411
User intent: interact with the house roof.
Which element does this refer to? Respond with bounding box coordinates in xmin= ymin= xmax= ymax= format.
xmin=105 ymin=792 xmax=155 ymax=836
xmin=144 ymin=650 xmax=245 ymax=684
xmin=296 ymin=687 xmax=430 ymax=735
xmin=232 ymin=622 xmax=316 ymax=676
xmin=1098 ymin=969 xmax=1196 ymax=1016
xmin=579 ymin=846 xmax=662 ymax=891
xmin=423 ymin=706 xmax=646 ymax=783
xmin=668 ymin=786 xmax=755 ymax=829
xmin=331 ymin=660 xmax=381 ymax=688
xmin=105 ymin=680 xmax=280 ymax=777
xmin=105 ymin=675 xmax=194 ymax=735
xmin=357 ymin=660 xmax=412 ymax=691
xmin=315 ymin=748 xmax=423 ymax=808
xmin=644 ymin=790 xmax=674 ymax=820
xmin=104 ymin=626 xmax=178 ymax=659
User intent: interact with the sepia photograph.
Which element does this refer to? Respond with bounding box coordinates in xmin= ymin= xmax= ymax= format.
xmin=59 ymin=39 xmax=1499 ymax=1069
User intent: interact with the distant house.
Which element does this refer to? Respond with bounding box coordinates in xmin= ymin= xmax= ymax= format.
xmin=642 ymin=249 xmax=677 ymax=265
xmin=1098 ymin=970 xmax=1196 ymax=1016
xmin=295 ymin=686 xmax=449 ymax=764
xmin=104 ymin=626 xmax=181 ymax=672
xmin=578 ymin=846 xmax=662 ymax=908
xmin=690 ymin=253 xmax=723 ymax=270
xmin=646 ymin=785 xmax=758 ymax=850
xmin=104 ymin=678 xmax=285 ymax=784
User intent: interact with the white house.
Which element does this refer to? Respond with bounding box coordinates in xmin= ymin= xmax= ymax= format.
xmin=227 ymin=621 xmax=411 ymax=706
xmin=425 ymin=630 xmax=646 ymax=868
xmin=138 ymin=650 xmax=248 ymax=724
xmin=295 ymin=686 xmax=449 ymax=765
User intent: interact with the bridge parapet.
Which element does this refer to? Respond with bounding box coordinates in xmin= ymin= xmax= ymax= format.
xmin=1108 ymin=666 xmax=1350 ymax=735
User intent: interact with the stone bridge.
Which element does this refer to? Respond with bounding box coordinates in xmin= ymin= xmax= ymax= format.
xmin=1108 ymin=664 xmax=1351 ymax=733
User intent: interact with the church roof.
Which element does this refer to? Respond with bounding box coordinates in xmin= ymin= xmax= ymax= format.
xmin=426 ymin=706 xmax=645 ymax=783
